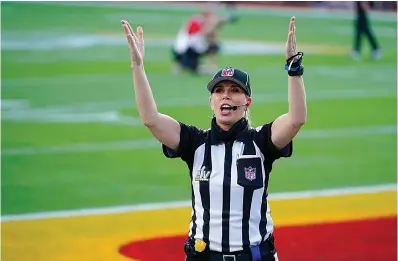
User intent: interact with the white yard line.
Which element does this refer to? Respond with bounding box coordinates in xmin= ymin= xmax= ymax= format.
xmin=1 ymin=125 xmax=396 ymax=156
xmin=1 ymin=183 xmax=396 ymax=222
xmin=1 ymin=87 xmax=396 ymax=122
xmin=0 ymin=35 xmax=304 ymax=53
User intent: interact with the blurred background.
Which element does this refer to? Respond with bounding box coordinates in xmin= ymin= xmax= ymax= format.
xmin=1 ymin=1 xmax=397 ymax=261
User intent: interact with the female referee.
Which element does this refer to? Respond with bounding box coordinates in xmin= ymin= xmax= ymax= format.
xmin=121 ymin=16 xmax=307 ymax=261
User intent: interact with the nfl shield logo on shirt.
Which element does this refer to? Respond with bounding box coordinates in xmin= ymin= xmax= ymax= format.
xmin=221 ymin=68 xmax=234 ymax=77
xmin=244 ymin=166 xmax=256 ymax=181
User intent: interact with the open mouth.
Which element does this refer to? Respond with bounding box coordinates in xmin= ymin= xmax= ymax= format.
xmin=220 ymin=104 xmax=233 ymax=115
xmin=220 ymin=104 xmax=233 ymax=111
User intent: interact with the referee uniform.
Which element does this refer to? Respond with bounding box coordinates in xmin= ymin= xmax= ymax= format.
xmin=162 ymin=69 xmax=292 ymax=261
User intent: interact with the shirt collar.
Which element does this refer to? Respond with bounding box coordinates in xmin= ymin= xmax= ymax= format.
xmin=209 ymin=117 xmax=249 ymax=145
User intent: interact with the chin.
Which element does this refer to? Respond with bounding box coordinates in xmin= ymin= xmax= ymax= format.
xmin=217 ymin=115 xmax=239 ymax=125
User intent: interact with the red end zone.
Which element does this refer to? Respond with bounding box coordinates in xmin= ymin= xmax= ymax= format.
xmin=119 ymin=216 xmax=397 ymax=261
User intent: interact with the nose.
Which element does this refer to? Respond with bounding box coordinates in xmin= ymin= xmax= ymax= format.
xmin=222 ymin=91 xmax=231 ymax=100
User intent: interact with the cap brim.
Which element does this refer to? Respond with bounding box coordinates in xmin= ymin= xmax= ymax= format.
xmin=207 ymin=76 xmax=249 ymax=96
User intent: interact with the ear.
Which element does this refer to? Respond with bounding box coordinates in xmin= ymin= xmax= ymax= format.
xmin=209 ymin=96 xmax=215 ymax=111
xmin=246 ymin=97 xmax=252 ymax=108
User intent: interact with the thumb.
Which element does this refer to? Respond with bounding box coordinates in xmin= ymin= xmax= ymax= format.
xmin=137 ymin=26 xmax=144 ymax=42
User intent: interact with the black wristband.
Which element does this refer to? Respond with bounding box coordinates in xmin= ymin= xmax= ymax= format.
xmin=285 ymin=64 xmax=304 ymax=76
xmin=284 ymin=52 xmax=304 ymax=76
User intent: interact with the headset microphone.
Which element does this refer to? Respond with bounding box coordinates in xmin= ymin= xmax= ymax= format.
xmin=231 ymin=104 xmax=248 ymax=111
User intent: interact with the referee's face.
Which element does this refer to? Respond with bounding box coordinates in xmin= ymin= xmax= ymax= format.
xmin=210 ymin=81 xmax=249 ymax=130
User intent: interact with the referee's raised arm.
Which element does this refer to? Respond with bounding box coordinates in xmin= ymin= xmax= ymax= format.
xmin=121 ymin=21 xmax=181 ymax=151
xmin=271 ymin=16 xmax=307 ymax=150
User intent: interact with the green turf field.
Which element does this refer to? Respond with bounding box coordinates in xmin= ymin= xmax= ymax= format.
xmin=1 ymin=2 xmax=397 ymax=215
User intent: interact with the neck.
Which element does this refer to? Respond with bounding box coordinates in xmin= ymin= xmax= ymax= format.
xmin=216 ymin=120 xmax=233 ymax=131
xmin=211 ymin=117 xmax=248 ymax=144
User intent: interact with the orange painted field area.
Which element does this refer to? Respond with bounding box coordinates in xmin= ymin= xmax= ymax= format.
xmin=2 ymin=189 xmax=397 ymax=261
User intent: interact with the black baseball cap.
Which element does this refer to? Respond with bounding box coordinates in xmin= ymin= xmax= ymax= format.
xmin=207 ymin=67 xmax=251 ymax=97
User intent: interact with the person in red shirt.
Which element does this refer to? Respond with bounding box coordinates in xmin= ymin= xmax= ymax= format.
xmin=172 ymin=8 xmax=238 ymax=75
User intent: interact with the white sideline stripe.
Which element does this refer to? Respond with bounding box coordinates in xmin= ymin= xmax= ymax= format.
xmin=0 ymin=87 xmax=396 ymax=126
xmin=1 ymin=184 xmax=396 ymax=222
xmin=1 ymin=125 xmax=396 ymax=156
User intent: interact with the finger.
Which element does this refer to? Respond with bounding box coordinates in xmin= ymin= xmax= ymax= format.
xmin=126 ymin=34 xmax=134 ymax=48
xmin=286 ymin=31 xmax=293 ymax=58
xmin=292 ymin=17 xmax=297 ymax=50
xmin=132 ymin=32 xmax=140 ymax=45
xmin=126 ymin=34 xmax=138 ymax=52
xmin=289 ymin=16 xmax=295 ymax=32
xmin=287 ymin=31 xmax=293 ymax=48
xmin=121 ymin=20 xmax=133 ymax=35
xmin=293 ymin=26 xmax=297 ymax=51
xmin=287 ymin=22 xmax=293 ymax=43
xmin=122 ymin=26 xmax=136 ymax=49
xmin=129 ymin=27 xmax=141 ymax=47
xmin=121 ymin=20 xmax=132 ymax=35
xmin=121 ymin=22 xmax=131 ymax=37
xmin=123 ymin=23 xmax=139 ymax=44
xmin=122 ymin=25 xmax=137 ymax=48
xmin=121 ymin=21 xmax=139 ymax=43
xmin=288 ymin=21 xmax=293 ymax=34
xmin=137 ymin=26 xmax=144 ymax=43
xmin=122 ymin=26 xmax=138 ymax=50
xmin=122 ymin=20 xmax=139 ymax=45
xmin=125 ymin=21 xmax=139 ymax=41
xmin=291 ymin=31 xmax=295 ymax=47
xmin=128 ymin=35 xmax=141 ymax=61
xmin=137 ymin=26 xmax=145 ymax=56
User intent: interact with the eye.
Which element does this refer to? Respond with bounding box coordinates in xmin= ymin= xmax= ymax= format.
xmin=214 ymin=87 xmax=223 ymax=93
xmin=232 ymin=87 xmax=241 ymax=93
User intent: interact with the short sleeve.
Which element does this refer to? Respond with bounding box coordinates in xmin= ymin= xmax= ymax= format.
xmin=162 ymin=122 xmax=205 ymax=164
xmin=254 ymin=122 xmax=293 ymax=162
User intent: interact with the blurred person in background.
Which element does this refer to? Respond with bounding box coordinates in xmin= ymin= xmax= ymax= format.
xmin=121 ymin=15 xmax=306 ymax=261
xmin=351 ymin=1 xmax=381 ymax=60
xmin=171 ymin=6 xmax=238 ymax=75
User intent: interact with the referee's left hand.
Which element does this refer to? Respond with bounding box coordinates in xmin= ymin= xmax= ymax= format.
xmin=285 ymin=16 xmax=298 ymax=61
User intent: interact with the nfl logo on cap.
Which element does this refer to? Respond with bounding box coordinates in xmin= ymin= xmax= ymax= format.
xmin=221 ymin=67 xmax=234 ymax=77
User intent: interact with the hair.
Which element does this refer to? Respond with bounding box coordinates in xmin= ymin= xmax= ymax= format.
xmin=245 ymin=108 xmax=252 ymax=127
xmin=245 ymin=94 xmax=252 ymax=127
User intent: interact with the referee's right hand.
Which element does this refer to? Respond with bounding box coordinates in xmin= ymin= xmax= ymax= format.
xmin=121 ymin=20 xmax=145 ymax=68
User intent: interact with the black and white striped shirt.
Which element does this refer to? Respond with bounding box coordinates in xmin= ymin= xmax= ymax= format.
xmin=163 ymin=118 xmax=292 ymax=253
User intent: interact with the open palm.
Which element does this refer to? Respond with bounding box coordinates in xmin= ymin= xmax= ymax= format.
xmin=121 ymin=20 xmax=145 ymax=67
xmin=286 ymin=16 xmax=299 ymax=61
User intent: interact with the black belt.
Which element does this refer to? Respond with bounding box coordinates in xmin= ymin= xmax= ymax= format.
xmin=185 ymin=235 xmax=276 ymax=261
xmin=209 ymin=251 xmax=251 ymax=261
